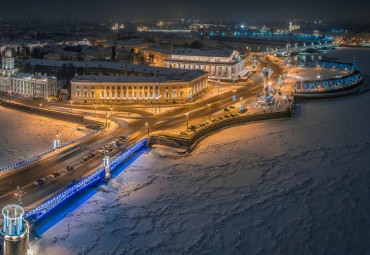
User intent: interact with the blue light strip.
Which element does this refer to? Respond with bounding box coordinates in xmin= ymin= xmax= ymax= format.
xmin=24 ymin=138 xmax=147 ymax=222
xmin=0 ymin=130 xmax=101 ymax=173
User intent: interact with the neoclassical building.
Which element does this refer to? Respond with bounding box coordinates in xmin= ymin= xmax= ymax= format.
xmin=70 ymin=69 xmax=208 ymax=104
xmin=0 ymin=48 xmax=57 ymax=99
xmin=164 ymin=48 xmax=246 ymax=81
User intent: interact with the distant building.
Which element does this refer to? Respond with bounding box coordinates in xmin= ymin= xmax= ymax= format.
xmin=164 ymin=48 xmax=246 ymax=81
xmin=70 ymin=69 xmax=208 ymax=104
xmin=140 ymin=48 xmax=171 ymax=67
xmin=313 ymin=30 xmax=320 ymax=37
xmin=0 ymin=48 xmax=57 ymax=99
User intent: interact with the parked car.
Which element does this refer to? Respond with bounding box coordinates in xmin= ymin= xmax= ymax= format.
xmin=224 ymin=115 xmax=230 ymax=118
xmin=180 ymin=131 xmax=188 ymax=135
xmin=224 ymin=108 xmax=230 ymax=111
xmin=33 ymin=178 xmax=46 ymax=186
xmin=229 ymin=106 xmax=235 ymax=109
xmin=218 ymin=116 xmax=224 ymax=120
xmin=119 ymin=136 xmax=127 ymax=141
xmin=230 ymin=114 xmax=236 ymax=117
xmin=98 ymin=152 xmax=104 ymax=157
xmin=51 ymin=172 xmax=60 ymax=178
xmin=98 ymin=147 xmax=105 ymax=153
xmin=65 ymin=165 xmax=74 ymax=172
xmin=190 ymin=125 xmax=197 ymax=130
xmin=211 ymin=118 xmax=217 ymax=122
xmin=240 ymin=109 xmax=247 ymax=113
xmin=89 ymin=153 xmax=95 ymax=158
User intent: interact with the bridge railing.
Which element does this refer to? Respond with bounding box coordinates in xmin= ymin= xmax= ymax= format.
xmin=0 ymin=129 xmax=101 ymax=174
xmin=24 ymin=138 xmax=147 ymax=222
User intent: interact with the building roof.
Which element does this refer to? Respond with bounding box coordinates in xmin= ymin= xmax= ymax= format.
xmin=71 ymin=75 xmax=171 ymax=83
xmin=12 ymin=72 xmax=56 ymax=81
xmin=171 ymin=48 xmax=234 ymax=58
xmin=24 ymin=59 xmax=207 ymax=81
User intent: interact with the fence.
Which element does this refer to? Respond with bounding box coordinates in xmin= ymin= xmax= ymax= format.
xmin=25 ymin=138 xmax=147 ymax=222
xmin=0 ymin=129 xmax=101 ymax=173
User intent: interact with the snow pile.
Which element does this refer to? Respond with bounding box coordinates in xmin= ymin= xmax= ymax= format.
xmin=0 ymin=107 xmax=93 ymax=169
xmin=30 ymin=48 xmax=370 ymax=254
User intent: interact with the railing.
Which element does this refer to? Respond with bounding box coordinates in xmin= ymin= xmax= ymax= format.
xmin=24 ymin=138 xmax=147 ymax=222
xmin=295 ymin=71 xmax=362 ymax=92
xmin=0 ymin=129 xmax=101 ymax=173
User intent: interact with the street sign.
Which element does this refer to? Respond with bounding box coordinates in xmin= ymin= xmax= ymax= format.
xmin=232 ymin=96 xmax=236 ymax=101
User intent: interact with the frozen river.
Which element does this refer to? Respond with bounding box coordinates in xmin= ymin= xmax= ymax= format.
xmin=30 ymin=48 xmax=370 ymax=255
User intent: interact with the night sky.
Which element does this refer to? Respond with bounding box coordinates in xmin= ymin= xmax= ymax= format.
xmin=0 ymin=0 xmax=369 ymax=22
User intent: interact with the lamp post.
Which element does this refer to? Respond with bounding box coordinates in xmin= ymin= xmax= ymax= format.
xmin=232 ymin=88 xmax=236 ymax=108
xmin=145 ymin=121 xmax=149 ymax=138
xmin=105 ymin=110 xmax=108 ymax=128
xmin=94 ymin=104 xmax=97 ymax=118
xmin=207 ymin=103 xmax=211 ymax=121
xmin=69 ymin=100 xmax=73 ymax=112
xmin=110 ymin=106 xmax=114 ymax=118
xmin=185 ymin=112 xmax=189 ymax=132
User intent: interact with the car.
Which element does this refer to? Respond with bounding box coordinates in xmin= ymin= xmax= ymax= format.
xmin=119 ymin=136 xmax=126 ymax=141
xmin=224 ymin=115 xmax=230 ymax=118
xmin=190 ymin=125 xmax=197 ymax=130
xmin=98 ymin=147 xmax=105 ymax=153
xmin=98 ymin=152 xmax=104 ymax=157
xmin=180 ymin=131 xmax=188 ymax=135
xmin=229 ymin=106 xmax=235 ymax=109
xmin=199 ymin=122 xmax=206 ymax=127
xmin=218 ymin=116 xmax=224 ymax=120
xmin=211 ymin=118 xmax=217 ymax=122
xmin=230 ymin=114 xmax=236 ymax=117
xmin=107 ymin=147 xmax=113 ymax=152
xmin=240 ymin=109 xmax=247 ymax=113
xmin=115 ymin=142 xmax=122 ymax=147
xmin=80 ymin=156 xmax=89 ymax=163
xmin=104 ymin=143 xmax=112 ymax=148
xmin=66 ymin=165 xmax=74 ymax=172
xmin=224 ymin=108 xmax=230 ymax=111
xmin=113 ymin=139 xmax=120 ymax=143
xmin=51 ymin=172 xmax=60 ymax=178
xmin=33 ymin=178 xmax=46 ymax=186
xmin=89 ymin=153 xmax=95 ymax=158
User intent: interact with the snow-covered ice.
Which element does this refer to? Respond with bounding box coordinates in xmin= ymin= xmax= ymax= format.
xmin=30 ymin=48 xmax=370 ymax=255
xmin=0 ymin=107 xmax=93 ymax=169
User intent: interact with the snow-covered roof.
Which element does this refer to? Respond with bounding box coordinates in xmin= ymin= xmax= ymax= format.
xmin=71 ymin=75 xmax=170 ymax=83
xmin=171 ymin=48 xmax=234 ymax=58
xmin=24 ymin=59 xmax=207 ymax=81
xmin=12 ymin=72 xmax=56 ymax=81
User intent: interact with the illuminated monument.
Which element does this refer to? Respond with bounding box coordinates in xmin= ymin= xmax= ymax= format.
xmin=0 ymin=204 xmax=30 ymax=255
xmin=255 ymin=62 xmax=273 ymax=106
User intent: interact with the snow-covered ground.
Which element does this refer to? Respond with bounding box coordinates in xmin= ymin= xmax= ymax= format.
xmin=30 ymin=48 xmax=370 ymax=255
xmin=0 ymin=107 xmax=93 ymax=169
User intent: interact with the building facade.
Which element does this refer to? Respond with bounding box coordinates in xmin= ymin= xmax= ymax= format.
xmin=164 ymin=48 xmax=246 ymax=81
xmin=71 ymin=71 xmax=208 ymax=104
xmin=0 ymin=48 xmax=57 ymax=99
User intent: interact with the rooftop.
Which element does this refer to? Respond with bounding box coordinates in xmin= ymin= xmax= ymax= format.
xmin=12 ymin=72 xmax=56 ymax=81
xmin=171 ymin=48 xmax=235 ymax=58
xmin=24 ymin=59 xmax=207 ymax=82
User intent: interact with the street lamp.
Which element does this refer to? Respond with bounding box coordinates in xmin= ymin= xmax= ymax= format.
xmin=110 ymin=106 xmax=114 ymax=118
xmin=145 ymin=121 xmax=149 ymax=138
xmin=232 ymin=88 xmax=237 ymax=108
xmin=185 ymin=112 xmax=189 ymax=132
xmin=207 ymin=103 xmax=211 ymax=121
xmin=69 ymin=100 xmax=73 ymax=112
xmin=94 ymin=104 xmax=97 ymax=118
xmin=105 ymin=111 xmax=108 ymax=128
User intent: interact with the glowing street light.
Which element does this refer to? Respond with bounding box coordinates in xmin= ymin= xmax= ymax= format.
xmin=185 ymin=112 xmax=189 ymax=132
xmin=145 ymin=121 xmax=149 ymax=138
xmin=207 ymin=103 xmax=211 ymax=121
